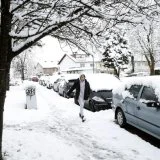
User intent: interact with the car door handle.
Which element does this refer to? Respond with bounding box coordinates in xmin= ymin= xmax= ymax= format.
xmin=137 ymin=106 xmax=140 ymax=110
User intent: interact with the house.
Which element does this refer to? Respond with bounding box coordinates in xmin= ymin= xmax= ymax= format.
xmin=58 ymin=53 xmax=109 ymax=74
xmin=35 ymin=61 xmax=59 ymax=76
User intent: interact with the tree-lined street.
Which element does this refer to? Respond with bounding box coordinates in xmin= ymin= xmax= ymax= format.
xmin=1 ymin=1 xmax=160 ymax=159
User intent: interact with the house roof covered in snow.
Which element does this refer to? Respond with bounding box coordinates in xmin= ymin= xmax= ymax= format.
xmin=37 ymin=61 xmax=58 ymax=68
xmin=58 ymin=54 xmax=101 ymax=65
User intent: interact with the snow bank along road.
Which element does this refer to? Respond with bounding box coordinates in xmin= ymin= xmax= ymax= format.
xmin=2 ymin=83 xmax=160 ymax=160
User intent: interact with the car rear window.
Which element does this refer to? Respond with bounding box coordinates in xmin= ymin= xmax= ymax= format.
xmin=68 ymin=79 xmax=76 ymax=86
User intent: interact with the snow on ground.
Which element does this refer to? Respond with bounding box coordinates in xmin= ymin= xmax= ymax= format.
xmin=2 ymin=81 xmax=160 ymax=160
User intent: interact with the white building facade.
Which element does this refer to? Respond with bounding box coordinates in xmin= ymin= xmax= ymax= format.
xmin=58 ymin=54 xmax=108 ymax=74
xmin=35 ymin=61 xmax=58 ymax=76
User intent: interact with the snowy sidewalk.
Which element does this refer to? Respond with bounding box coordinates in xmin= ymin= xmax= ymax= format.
xmin=2 ymin=83 xmax=160 ymax=160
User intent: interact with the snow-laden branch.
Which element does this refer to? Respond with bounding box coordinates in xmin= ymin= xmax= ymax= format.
xmin=12 ymin=7 xmax=89 ymax=55
xmin=9 ymin=0 xmax=160 ymax=59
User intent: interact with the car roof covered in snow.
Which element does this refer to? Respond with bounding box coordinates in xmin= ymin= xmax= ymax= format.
xmin=85 ymin=73 xmax=120 ymax=91
xmin=113 ymin=76 xmax=160 ymax=101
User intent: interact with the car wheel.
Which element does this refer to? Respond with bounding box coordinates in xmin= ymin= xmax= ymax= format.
xmin=116 ymin=109 xmax=126 ymax=127
xmin=89 ymin=100 xmax=96 ymax=112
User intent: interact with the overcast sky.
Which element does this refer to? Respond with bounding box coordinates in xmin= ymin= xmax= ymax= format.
xmin=33 ymin=36 xmax=98 ymax=63
xmin=34 ymin=36 xmax=70 ymax=62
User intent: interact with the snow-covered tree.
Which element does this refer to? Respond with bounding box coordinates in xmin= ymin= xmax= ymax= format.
xmin=11 ymin=49 xmax=36 ymax=80
xmin=52 ymin=0 xmax=160 ymax=56
xmin=0 ymin=0 xmax=160 ymax=158
xmin=137 ymin=22 xmax=155 ymax=75
xmin=130 ymin=19 xmax=160 ymax=75
xmin=101 ymin=30 xmax=132 ymax=77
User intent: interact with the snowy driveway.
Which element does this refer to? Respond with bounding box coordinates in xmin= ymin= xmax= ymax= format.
xmin=3 ymin=83 xmax=160 ymax=160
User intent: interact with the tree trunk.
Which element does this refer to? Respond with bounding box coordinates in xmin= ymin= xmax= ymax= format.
xmin=6 ymin=62 xmax=11 ymax=91
xmin=150 ymin=53 xmax=155 ymax=75
xmin=150 ymin=64 xmax=155 ymax=75
xmin=131 ymin=56 xmax=135 ymax=73
xmin=113 ymin=67 xmax=120 ymax=77
xmin=21 ymin=67 xmax=25 ymax=81
xmin=0 ymin=0 xmax=12 ymax=159
xmin=0 ymin=57 xmax=11 ymax=160
xmin=0 ymin=65 xmax=7 ymax=160
xmin=118 ymin=68 xmax=121 ymax=77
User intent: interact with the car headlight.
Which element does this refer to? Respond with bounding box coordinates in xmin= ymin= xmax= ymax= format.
xmin=92 ymin=96 xmax=105 ymax=102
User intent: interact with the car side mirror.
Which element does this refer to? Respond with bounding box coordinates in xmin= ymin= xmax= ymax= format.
xmin=155 ymin=102 xmax=160 ymax=109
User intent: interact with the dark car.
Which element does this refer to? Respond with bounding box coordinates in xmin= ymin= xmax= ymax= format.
xmin=32 ymin=76 xmax=39 ymax=82
xmin=84 ymin=89 xmax=112 ymax=112
xmin=83 ymin=74 xmax=120 ymax=112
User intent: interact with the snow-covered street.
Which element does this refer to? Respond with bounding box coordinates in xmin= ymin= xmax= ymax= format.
xmin=2 ymin=82 xmax=160 ymax=160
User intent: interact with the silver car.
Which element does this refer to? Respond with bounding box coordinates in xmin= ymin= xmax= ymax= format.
xmin=112 ymin=76 xmax=160 ymax=140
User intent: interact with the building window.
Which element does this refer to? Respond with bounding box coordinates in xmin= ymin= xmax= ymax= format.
xmin=90 ymin=64 xmax=93 ymax=67
xmin=80 ymin=63 xmax=85 ymax=67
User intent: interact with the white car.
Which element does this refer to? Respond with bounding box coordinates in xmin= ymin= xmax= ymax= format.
xmin=53 ymin=74 xmax=66 ymax=92
xmin=39 ymin=76 xmax=49 ymax=86
xmin=112 ymin=76 xmax=160 ymax=140
xmin=58 ymin=74 xmax=79 ymax=97
xmin=46 ymin=76 xmax=54 ymax=89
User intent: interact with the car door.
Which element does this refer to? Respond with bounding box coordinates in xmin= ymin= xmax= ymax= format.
xmin=136 ymin=86 xmax=160 ymax=138
xmin=124 ymin=85 xmax=142 ymax=125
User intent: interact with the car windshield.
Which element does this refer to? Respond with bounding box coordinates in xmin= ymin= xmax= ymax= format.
xmin=93 ymin=90 xmax=112 ymax=98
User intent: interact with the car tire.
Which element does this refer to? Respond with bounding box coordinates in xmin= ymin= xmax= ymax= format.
xmin=116 ymin=109 xmax=126 ymax=127
xmin=89 ymin=100 xmax=96 ymax=112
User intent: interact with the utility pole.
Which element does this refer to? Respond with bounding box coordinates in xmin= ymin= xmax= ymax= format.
xmin=90 ymin=54 xmax=94 ymax=73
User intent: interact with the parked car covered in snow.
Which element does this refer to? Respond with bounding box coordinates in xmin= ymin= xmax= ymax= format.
xmin=53 ymin=75 xmax=65 ymax=92
xmin=112 ymin=76 xmax=160 ymax=140
xmin=83 ymin=74 xmax=120 ymax=112
xmin=39 ymin=76 xmax=49 ymax=86
xmin=125 ymin=72 xmax=149 ymax=77
xmin=31 ymin=76 xmax=39 ymax=82
xmin=46 ymin=76 xmax=57 ymax=89
xmin=58 ymin=74 xmax=79 ymax=98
